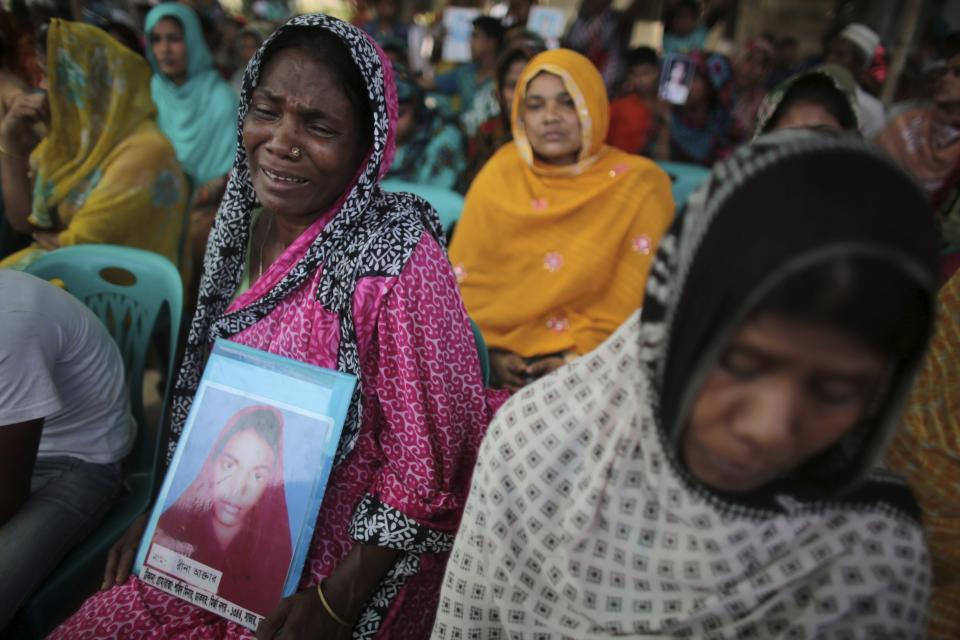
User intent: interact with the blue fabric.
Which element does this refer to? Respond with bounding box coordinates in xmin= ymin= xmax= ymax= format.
xmin=145 ymin=3 xmax=238 ymax=186
xmin=389 ymin=121 xmax=466 ymax=190
xmin=435 ymin=64 xmax=478 ymax=109
xmin=663 ymin=25 xmax=707 ymax=55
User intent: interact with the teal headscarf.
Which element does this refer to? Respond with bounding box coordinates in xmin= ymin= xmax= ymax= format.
xmin=145 ymin=3 xmax=238 ymax=186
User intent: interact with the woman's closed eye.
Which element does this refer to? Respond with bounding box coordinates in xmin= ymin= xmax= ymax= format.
xmin=808 ymin=375 xmax=867 ymax=407
xmin=251 ymin=104 xmax=278 ymax=120
xmin=308 ymin=121 xmax=337 ymax=138
xmin=719 ymin=347 xmax=769 ymax=379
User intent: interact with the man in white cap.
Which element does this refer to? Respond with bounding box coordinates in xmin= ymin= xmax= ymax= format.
xmin=826 ymin=22 xmax=886 ymax=137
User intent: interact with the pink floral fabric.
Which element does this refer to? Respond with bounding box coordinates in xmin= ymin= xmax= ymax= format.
xmin=50 ymin=235 xmax=505 ymax=639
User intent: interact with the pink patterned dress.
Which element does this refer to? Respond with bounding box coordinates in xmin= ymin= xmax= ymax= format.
xmin=51 ymin=233 xmax=503 ymax=640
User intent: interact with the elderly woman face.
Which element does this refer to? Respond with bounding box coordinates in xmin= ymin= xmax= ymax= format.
xmin=243 ymin=47 xmax=367 ymax=220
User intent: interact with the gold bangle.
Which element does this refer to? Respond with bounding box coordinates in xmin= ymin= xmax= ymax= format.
xmin=0 ymin=141 xmax=25 ymax=159
xmin=317 ymin=581 xmax=353 ymax=628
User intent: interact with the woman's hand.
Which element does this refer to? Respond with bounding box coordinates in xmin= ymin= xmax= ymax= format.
xmin=490 ymin=350 xmax=527 ymax=392
xmin=526 ymin=356 xmax=566 ymax=381
xmin=0 ymin=91 xmax=47 ymax=157
xmin=32 ymin=229 xmax=60 ymax=251
xmin=255 ymin=588 xmax=352 ymax=640
xmin=101 ymin=512 xmax=149 ymax=590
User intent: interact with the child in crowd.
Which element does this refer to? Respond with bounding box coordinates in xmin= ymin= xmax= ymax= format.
xmin=607 ymin=46 xmax=670 ymax=158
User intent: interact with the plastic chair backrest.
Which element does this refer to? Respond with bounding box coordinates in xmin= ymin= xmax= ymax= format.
xmin=469 ymin=317 xmax=490 ymax=387
xmin=656 ymin=161 xmax=711 ymax=213
xmin=381 ymin=178 xmax=465 ymax=234
xmin=25 ymin=245 xmax=182 ymax=478
xmin=9 ymin=245 xmax=183 ymax=638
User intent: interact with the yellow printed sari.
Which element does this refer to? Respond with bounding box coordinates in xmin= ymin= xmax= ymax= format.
xmin=886 ymin=271 xmax=960 ymax=639
xmin=1 ymin=19 xmax=188 ymax=270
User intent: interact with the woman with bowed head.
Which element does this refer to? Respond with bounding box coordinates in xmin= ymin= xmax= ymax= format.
xmin=450 ymin=49 xmax=674 ymax=392
xmin=52 ymin=14 xmax=501 ymax=640
xmin=145 ymin=3 xmax=238 ymax=279
xmin=753 ymin=64 xmax=860 ymax=137
xmin=433 ymin=130 xmax=938 ymax=638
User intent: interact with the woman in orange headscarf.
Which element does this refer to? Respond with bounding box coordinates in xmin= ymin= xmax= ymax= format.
xmin=450 ymin=49 xmax=674 ymax=391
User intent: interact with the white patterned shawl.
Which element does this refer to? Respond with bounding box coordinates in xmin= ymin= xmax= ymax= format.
xmin=431 ymin=131 xmax=938 ymax=639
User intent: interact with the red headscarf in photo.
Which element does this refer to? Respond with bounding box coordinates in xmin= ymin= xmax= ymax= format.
xmin=155 ymin=404 xmax=293 ymax=615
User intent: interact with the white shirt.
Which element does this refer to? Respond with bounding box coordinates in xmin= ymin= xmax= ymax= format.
xmin=0 ymin=271 xmax=135 ymax=464
xmin=856 ymin=85 xmax=886 ymax=138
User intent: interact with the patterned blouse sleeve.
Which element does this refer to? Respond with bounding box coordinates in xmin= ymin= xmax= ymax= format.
xmin=349 ymin=235 xmax=494 ymax=553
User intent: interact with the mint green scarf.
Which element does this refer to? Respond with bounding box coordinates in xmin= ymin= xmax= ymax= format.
xmin=145 ymin=3 xmax=238 ymax=186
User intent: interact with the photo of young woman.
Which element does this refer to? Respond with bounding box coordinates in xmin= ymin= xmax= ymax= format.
xmin=153 ymin=405 xmax=292 ymax=615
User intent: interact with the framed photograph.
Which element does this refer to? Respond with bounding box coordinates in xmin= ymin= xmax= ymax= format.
xmin=134 ymin=340 xmax=356 ymax=630
xmin=526 ymin=6 xmax=566 ymax=48
xmin=442 ymin=7 xmax=481 ymax=63
xmin=659 ymin=53 xmax=694 ymax=105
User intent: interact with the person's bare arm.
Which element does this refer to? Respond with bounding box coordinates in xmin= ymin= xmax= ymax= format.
xmin=0 ymin=93 xmax=48 ymax=233
xmin=0 ymin=418 xmax=43 ymax=525
xmin=256 ymin=543 xmax=401 ymax=639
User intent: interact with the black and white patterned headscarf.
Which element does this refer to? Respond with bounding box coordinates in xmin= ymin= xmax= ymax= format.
xmin=432 ymin=130 xmax=938 ymax=638
xmin=166 ymin=14 xmax=443 ymax=464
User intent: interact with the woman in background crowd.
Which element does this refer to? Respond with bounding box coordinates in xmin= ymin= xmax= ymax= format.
xmin=145 ymin=3 xmax=238 ymax=278
xmin=876 ymin=39 xmax=960 ymax=201
xmin=669 ymin=50 xmax=738 ymax=166
xmin=0 ymin=20 xmax=188 ymax=270
xmin=451 ymin=49 xmax=674 ymax=391
xmin=387 ymin=68 xmax=466 ymax=190
xmin=731 ymin=37 xmax=773 ymax=138
xmin=754 ymin=64 xmax=860 ymax=136
xmin=463 ymin=41 xmax=543 ymax=189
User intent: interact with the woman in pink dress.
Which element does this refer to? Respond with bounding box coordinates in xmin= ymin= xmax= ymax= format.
xmin=52 ymin=13 xmax=502 ymax=640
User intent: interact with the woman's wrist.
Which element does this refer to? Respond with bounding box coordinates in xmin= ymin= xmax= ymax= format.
xmin=0 ymin=134 xmax=29 ymax=159
xmin=316 ymin=581 xmax=354 ymax=627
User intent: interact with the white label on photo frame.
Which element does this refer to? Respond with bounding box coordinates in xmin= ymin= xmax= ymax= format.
xmin=148 ymin=543 xmax=223 ymax=593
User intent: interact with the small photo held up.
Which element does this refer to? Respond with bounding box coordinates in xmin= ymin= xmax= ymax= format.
xmin=659 ymin=53 xmax=694 ymax=105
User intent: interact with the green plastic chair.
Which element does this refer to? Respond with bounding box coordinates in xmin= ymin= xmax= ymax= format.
xmin=11 ymin=245 xmax=183 ymax=638
xmin=469 ymin=317 xmax=490 ymax=387
xmin=656 ymin=161 xmax=711 ymax=213
xmin=381 ymin=178 xmax=465 ymax=235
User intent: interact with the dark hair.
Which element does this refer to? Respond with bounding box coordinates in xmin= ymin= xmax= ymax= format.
xmin=665 ymin=0 xmax=700 ymax=23
xmin=260 ymin=28 xmax=374 ymax=152
xmin=767 ymin=73 xmax=858 ymax=132
xmin=215 ymin=407 xmax=282 ymax=459
xmin=752 ymin=255 xmax=931 ymax=359
xmin=473 ymin=16 xmax=504 ymax=51
xmin=778 ymin=35 xmax=798 ymax=48
xmin=625 ymin=45 xmax=659 ymax=69
xmin=105 ymin=22 xmax=145 ymax=57
xmin=495 ymin=44 xmax=539 ymax=90
xmin=942 ymin=31 xmax=960 ymax=60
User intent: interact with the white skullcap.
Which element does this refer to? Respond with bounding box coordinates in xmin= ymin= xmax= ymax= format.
xmin=840 ymin=23 xmax=880 ymax=65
